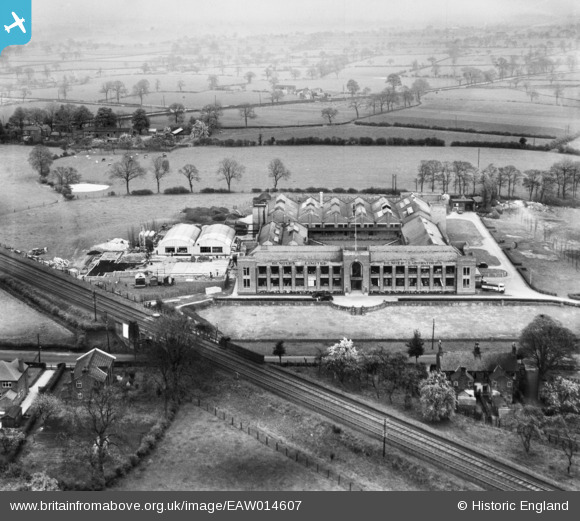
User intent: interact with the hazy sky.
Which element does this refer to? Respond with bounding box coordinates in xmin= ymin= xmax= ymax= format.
xmin=32 ymin=0 xmax=580 ymax=38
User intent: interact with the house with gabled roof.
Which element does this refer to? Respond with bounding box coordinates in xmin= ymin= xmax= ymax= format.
xmin=69 ymin=348 xmax=116 ymax=400
xmin=0 ymin=359 xmax=29 ymax=413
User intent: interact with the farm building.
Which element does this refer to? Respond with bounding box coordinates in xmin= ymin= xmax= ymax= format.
xmin=155 ymin=224 xmax=201 ymax=256
xmin=238 ymin=191 xmax=477 ymax=295
xmin=192 ymin=224 xmax=236 ymax=257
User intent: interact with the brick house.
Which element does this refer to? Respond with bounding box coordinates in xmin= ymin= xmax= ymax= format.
xmin=422 ymin=348 xmax=521 ymax=403
xmin=68 ymin=348 xmax=116 ymax=400
xmin=0 ymin=359 xmax=29 ymax=412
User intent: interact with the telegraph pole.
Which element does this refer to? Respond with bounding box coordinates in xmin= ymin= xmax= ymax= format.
xmin=382 ymin=418 xmax=387 ymax=457
xmin=37 ymin=334 xmax=41 ymax=364
xmin=431 ymin=318 xmax=435 ymax=350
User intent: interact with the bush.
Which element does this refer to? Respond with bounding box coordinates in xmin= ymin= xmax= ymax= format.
xmin=200 ymin=187 xmax=230 ymax=194
xmin=163 ymin=186 xmax=190 ymax=195
xmin=251 ymin=188 xmax=263 ymax=193
xmin=131 ymin=189 xmax=154 ymax=196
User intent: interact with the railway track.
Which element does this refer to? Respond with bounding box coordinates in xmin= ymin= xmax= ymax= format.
xmin=0 ymin=250 xmax=566 ymax=491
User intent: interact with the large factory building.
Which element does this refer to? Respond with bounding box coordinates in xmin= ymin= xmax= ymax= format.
xmin=237 ymin=192 xmax=476 ymax=295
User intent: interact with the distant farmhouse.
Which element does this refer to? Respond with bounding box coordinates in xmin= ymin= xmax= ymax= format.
xmin=237 ymin=192 xmax=476 ymax=295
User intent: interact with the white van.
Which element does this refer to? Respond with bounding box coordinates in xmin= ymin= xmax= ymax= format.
xmin=481 ymin=281 xmax=505 ymax=293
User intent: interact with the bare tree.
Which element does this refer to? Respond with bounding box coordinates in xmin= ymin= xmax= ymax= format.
xmin=132 ymin=79 xmax=150 ymax=105
xmin=268 ymin=158 xmax=291 ymax=189
xmin=217 ymin=158 xmax=244 ymax=192
xmin=151 ymin=156 xmax=171 ymax=193
xmin=179 ymin=164 xmax=200 ymax=193
xmin=109 ymin=153 xmax=146 ymax=194
xmin=51 ymin=166 xmax=80 ymax=188
xmin=238 ymin=103 xmax=257 ymax=127
xmin=321 ymin=107 xmax=338 ymax=124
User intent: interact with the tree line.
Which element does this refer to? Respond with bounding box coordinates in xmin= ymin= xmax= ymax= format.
xmin=416 ymin=158 xmax=580 ymax=204
xmin=28 ymin=144 xmax=293 ymax=195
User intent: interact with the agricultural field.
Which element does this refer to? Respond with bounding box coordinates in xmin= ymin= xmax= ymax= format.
xmin=0 ymin=144 xmax=62 ymax=214
xmin=366 ymin=88 xmax=580 ymax=137
xmin=198 ymin=303 xmax=580 ymax=343
xmin=218 ymin=123 xmax=544 ymax=145
xmin=0 ymin=288 xmax=75 ymax=345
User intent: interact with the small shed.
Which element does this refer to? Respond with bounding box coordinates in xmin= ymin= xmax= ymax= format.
xmin=135 ymin=272 xmax=147 ymax=287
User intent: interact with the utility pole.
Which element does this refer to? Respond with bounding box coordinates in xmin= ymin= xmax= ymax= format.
xmin=104 ymin=311 xmax=110 ymax=353
xmin=382 ymin=418 xmax=387 ymax=457
xmin=37 ymin=333 xmax=41 ymax=364
xmin=477 ymin=148 xmax=481 ymax=170
xmin=431 ymin=318 xmax=435 ymax=350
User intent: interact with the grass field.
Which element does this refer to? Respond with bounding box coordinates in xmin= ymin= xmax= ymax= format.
xmin=367 ymin=88 xmax=580 ymax=137
xmin=111 ymin=403 xmax=345 ymax=491
xmin=51 ymin=145 xmax=566 ymax=196
xmin=0 ymin=288 xmax=75 ymax=345
xmin=218 ymin=122 xmax=552 ymax=145
xmin=198 ymin=303 xmax=580 ymax=343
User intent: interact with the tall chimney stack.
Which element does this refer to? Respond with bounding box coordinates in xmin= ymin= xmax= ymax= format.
xmin=319 ymin=191 xmax=324 ymax=206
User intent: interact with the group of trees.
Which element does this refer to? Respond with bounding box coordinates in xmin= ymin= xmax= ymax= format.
xmin=320 ymin=338 xmax=428 ymax=409
xmin=416 ymin=158 xmax=580 ymax=204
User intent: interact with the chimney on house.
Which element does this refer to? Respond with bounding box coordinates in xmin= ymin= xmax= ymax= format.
xmin=18 ymin=359 xmax=24 ymax=373
xmin=435 ymin=351 xmax=441 ymax=371
xmin=460 ymin=367 xmax=467 ymax=375
xmin=319 ymin=191 xmax=324 ymax=206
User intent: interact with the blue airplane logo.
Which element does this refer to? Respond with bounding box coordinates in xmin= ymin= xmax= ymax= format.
xmin=4 ymin=12 xmax=26 ymax=34
xmin=0 ymin=1 xmax=32 ymax=55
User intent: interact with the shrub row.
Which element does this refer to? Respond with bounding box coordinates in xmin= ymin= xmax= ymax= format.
xmin=252 ymin=187 xmax=403 ymax=195
xmin=568 ymin=293 xmax=580 ymax=301
xmin=354 ymin=120 xmax=556 ymax=139
xmin=200 ymin=187 xmax=231 ymax=194
xmin=193 ymin=136 xmax=445 ymax=147
xmin=131 ymin=189 xmax=154 ymax=196
xmin=103 ymin=404 xmax=179 ymax=490
xmin=450 ymin=140 xmax=550 ymax=151
xmin=163 ymin=186 xmax=190 ymax=195
xmin=273 ymin=136 xmax=445 ymax=147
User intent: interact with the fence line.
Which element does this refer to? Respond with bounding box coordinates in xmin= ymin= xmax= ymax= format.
xmin=194 ymin=396 xmax=364 ymax=491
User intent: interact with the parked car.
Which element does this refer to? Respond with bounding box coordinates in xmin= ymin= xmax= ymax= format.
xmin=312 ymin=291 xmax=333 ymax=301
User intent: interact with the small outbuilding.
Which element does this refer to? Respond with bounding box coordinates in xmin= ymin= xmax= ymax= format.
xmin=193 ymin=224 xmax=236 ymax=257
xmin=155 ymin=224 xmax=201 ymax=256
